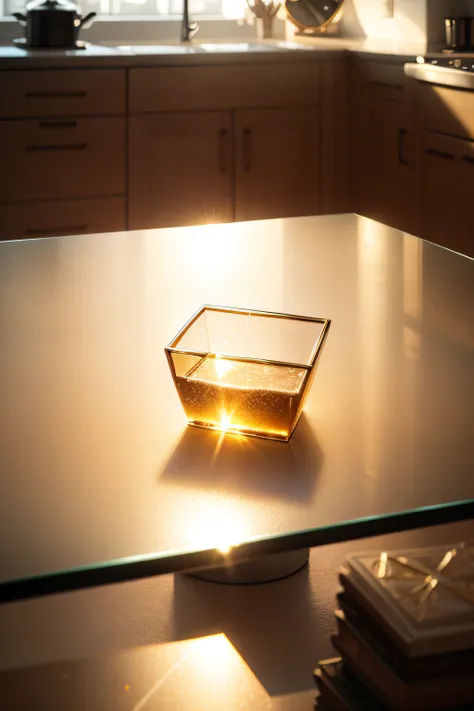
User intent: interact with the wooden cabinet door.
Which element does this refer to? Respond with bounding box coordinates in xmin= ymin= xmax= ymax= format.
xmin=367 ymin=101 xmax=419 ymax=235
xmin=234 ymin=108 xmax=320 ymax=223
xmin=420 ymin=131 xmax=474 ymax=257
xmin=128 ymin=111 xmax=233 ymax=230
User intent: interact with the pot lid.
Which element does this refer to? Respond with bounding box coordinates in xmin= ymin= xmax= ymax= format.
xmin=25 ymin=0 xmax=78 ymax=12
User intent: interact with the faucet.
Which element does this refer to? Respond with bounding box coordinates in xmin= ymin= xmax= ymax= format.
xmin=181 ymin=0 xmax=199 ymax=42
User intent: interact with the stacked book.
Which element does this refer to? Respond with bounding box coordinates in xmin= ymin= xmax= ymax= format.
xmin=314 ymin=543 xmax=474 ymax=711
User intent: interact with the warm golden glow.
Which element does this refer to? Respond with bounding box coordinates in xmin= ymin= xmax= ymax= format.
xmin=184 ymin=224 xmax=240 ymax=275
xmin=191 ymin=634 xmax=235 ymax=671
xmin=375 ymin=551 xmax=388 ymax=578
xmin=183 ymin=500 xmax=247 ymax=554
xmin=219 ymin=410 xmax=232 ymax=432
xmin=214 ymin=357 xmax=235 ymax=380
xmin=176 ymin=355 xmax=306 ymax=441
xmin=185 ymin=634 xmax=269 ymax=704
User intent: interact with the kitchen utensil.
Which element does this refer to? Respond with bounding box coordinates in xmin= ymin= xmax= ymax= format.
xmin=12 ymin=0 xmax=96 ymax=49
xmin=445 ymin=16 xmax=474 ymax=50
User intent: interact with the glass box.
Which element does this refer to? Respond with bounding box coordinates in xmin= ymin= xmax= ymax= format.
xmin=165 ymin=306 xmax=331 ymax=442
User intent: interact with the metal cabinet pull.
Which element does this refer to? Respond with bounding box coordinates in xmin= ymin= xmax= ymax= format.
xmin=425 ymin=147 xmax=455 ymax=161
xmin=371 ymin=81 xmax=403 ymax=90
xmin=24 ymin=224 xmax=88 ymax=236
xmin=39 ymin=120 xmax=78 ymax=129
xmin=398 ymin=128 xmax=409 ymax=165
xmin=26 ymin=91 xmax=87 ymax=99
xmin=26 ymin=143 xmax=87 ymax=152
xmin=218 ymin=128 xmax=228 ymax=173
xmin=243 ymin=127 xmax=252 ymax=172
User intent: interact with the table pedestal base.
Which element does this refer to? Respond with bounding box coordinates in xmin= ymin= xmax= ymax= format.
xmin=186 ymin=548 xmax=309 ymax=584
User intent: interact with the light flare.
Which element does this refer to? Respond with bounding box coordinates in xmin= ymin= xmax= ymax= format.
xmin=214 ymin=357 xmax=235 ymax=380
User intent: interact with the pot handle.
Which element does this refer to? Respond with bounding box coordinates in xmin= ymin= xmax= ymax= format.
xmin=12 ymin=12 xmax=27 ymax=26
xmin=77 ymin=11 xmax=96 ymax=29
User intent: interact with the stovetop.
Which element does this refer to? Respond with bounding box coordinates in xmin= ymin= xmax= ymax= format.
xmin=419 ymin=53 xmax=474 ymax=72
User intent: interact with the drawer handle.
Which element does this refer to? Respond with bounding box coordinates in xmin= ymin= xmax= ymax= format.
xmin=26 ymin=143 xmax=87 ymax=152
xmin=26 ymin=91 xmax=87 ymax=99
xmin=462 ymin=154 xmax=474 ymax=165
xmin=218 ymin=128 xmax=228 ymax=173
xmin=371 ymin=81 xmax=403 ymax=90
xmin=24 ymin=224 xmax=88 ymax=236
xmin=39 ymin=120 xmax=78 ymax=129
xmin=243 ymin=127 xmax=252 ymax=172
xmin=398 ymin=128 xmax=409 ymax=165
xmin=425 ymin=148 xmax=455 ymax=161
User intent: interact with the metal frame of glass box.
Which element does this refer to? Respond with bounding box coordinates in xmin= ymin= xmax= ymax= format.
xmin=165 ymin=305 xmax=331 ymax=442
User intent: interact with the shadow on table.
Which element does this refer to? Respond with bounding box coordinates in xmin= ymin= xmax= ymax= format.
xmin=160 ymin=412 xmax=323 ymax=503
xmin=171 ymin=562 xmax=335 ymax=697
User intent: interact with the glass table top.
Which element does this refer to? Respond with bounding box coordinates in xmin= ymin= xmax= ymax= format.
xmin=1 ymin=214 xmax=473 ymax=601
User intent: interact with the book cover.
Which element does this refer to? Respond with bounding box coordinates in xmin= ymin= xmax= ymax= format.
xmin=337 ymin=590 xmax=474 ymax=680
xmin=343 ymin=543 xmax=474 ymax=657
xmin=332 ymin=616 xmax=474 ymax=711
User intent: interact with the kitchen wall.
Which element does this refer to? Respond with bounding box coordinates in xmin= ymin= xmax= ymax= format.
xmin=340 ymin=0 xmax=473 ymax=44
xmin=340 ymin=0 xmax=426 ymax=40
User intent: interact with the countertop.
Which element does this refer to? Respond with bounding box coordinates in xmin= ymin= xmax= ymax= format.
xmin=0 ymin=35 xmax=438 ymax=69
xmin=1 ymin=214 xmax=473 ymax=601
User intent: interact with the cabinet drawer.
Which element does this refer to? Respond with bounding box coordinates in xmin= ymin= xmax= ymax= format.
xmin=0 ymin=196 xmax=126 ymax=240
xmin=129 ymin=64 xmax=320 ymax=113
xmin=368 ymin=61 xmax=408 ymax=104
xmin=418 ymin=83 xmax=474 ymax=140
xmin=420 ymin=131 xmax=474 ymax=256
xmin=422 ymin=130 xmax=474 ymax=162
xmin=0 ymin=69 xmax=126 ymax=118
xmin=0 ymin=117 xmax=125 ymax=201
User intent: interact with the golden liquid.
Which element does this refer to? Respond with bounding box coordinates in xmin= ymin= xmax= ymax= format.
xmin=175 ymin=355 xmax=307 ymax=440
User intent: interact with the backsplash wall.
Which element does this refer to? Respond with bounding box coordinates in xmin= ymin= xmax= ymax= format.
xmin=340 ymin=0 xmax=473 ymax=43
xmin=340 ymin=0 xmax=426 ymax=40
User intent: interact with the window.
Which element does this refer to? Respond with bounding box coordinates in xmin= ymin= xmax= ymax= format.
xmin=2 ymin=0 xmax=244 ymax=17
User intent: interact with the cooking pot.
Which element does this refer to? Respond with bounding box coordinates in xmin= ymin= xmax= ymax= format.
xmin=13 ymin=0 xmax=96 ymax=48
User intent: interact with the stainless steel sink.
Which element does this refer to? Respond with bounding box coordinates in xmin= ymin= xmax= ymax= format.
xmin=195 ymin=42 xmax=304 ymax=53
xmin=118 ymin=41 xmax=312 ymax=55
xmin=117 ymin=44 xmax=197 ymax=55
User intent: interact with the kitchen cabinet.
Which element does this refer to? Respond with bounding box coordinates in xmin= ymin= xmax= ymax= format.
xmin=0 ymin=197 xmax=125 ymax=241
xmin=127 ymin=62 xmax=324 ymax=229
xmin=129 ymin=106 xmax=321 ymax=229
xmin=417 ymin=82 xmax=474 ymax=140
xmin=415 ymin=82 xmax=474 ymax=256
xmin=0 ymin=117 xmax=125 ymax=203
xmin=128 ymin=111 xmax=233 ymax=230
xmin=234 ymin=107 xmax=320 ymax=222
xmin=0 ymin=69 xmax=126 ymax=119
xmin=367 ymin=101 xmax=419 ymax=235
xmin=0 ymin=68 xmax=127 ymax=240
xmin=128 ymin=64 xmax=320 ymax=113
xmin=349 ymin=59 xmax=419 ymax=236
xmin=2 ymin=59 xmax=347 ymax=239
xmin=420 ymin=131 xmax=474 ymax=257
